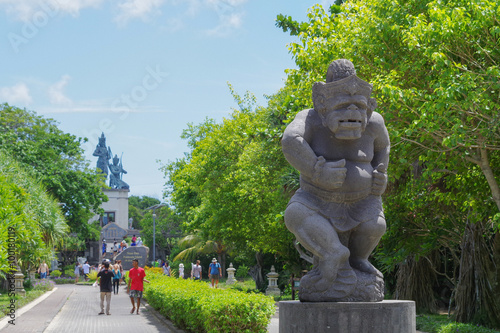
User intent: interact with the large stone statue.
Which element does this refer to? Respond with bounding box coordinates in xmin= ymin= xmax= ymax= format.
xmin=93 ymin=133 xmax=111 ymax=176
xmin=108 ymin=153 xmax=129 ymax=190
xmin=282 ymin=59 xmax=390 ymax=302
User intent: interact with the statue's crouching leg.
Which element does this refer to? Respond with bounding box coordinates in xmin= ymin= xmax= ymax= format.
xmin=348 ymin=214 xmax=386 ymax=277
xmin=285 ymin=202 xmax=349 ymax=293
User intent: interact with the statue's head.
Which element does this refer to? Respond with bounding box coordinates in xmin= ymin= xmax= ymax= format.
xmin=312 ymin=59 xmax=377 ymax=140
xmin=99 ymin=132 xmax=106 ymax=146
xmin=113 ymin=154 xmax=119 ymax=165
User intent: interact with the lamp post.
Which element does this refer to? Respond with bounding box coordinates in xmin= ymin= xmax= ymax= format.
xmin=146 ymin=203 xmax=167 ymax=263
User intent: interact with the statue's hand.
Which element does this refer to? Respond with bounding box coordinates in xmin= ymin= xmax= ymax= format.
xmin=314 ymin=157 xmax=347 ymax=188
xmin=372 ymin=163 xmax=387 ymax=195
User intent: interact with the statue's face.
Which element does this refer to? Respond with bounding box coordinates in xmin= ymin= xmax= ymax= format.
xmin=323 ymin=94 xmax=368 ymax=140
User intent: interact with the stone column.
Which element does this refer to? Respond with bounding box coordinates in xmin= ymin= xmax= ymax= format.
xmin=226 ymin=263 xmax=236 ymax=285
xmin=266 ymin=265 xmax=280 ymax=297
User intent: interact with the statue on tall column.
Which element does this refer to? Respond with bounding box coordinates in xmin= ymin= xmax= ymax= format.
xmin=93 ymin=133 xmax=111 ymax=177
xmin=108 ymin=152 xmax=129 ymax=190
xmin=281 ymin=59 xmax=390 ymax=302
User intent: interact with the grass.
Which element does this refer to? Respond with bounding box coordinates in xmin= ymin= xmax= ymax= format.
xmin=417 ymin=314 xmax=500 ymax=333
xmin=0 ymin=279 xmax=55 ymax=320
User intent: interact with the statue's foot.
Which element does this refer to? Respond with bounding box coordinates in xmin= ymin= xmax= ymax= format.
xmin=349 ymin=258 xmax=382 ymax=277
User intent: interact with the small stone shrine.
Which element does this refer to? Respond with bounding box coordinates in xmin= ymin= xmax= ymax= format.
xmin=226 ymin=263 xmax=236 ymax=285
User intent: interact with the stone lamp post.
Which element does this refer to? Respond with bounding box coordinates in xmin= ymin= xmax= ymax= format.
xmin=266 ymin=265 xmax=280 ymax=297
xmin=14 ymin=267 xmax=26 ymax=297
xmin=226 ymin=263 xmax=236 ymax=285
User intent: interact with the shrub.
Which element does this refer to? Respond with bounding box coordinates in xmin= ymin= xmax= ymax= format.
xmin=145 ymin=272 xmax=275 ymax=333
xmin=52 ymin=277 xmax=76 ymax=284
xmin=50 ymin=270 xmax=62 ymax=278
xmin=64 ymin=270 xmax=75 ymax=278
xmin=87 ymin=270 xmax=98 ymax=282
xmin=32 ymin=279 xmax=55 ymax=291
xmin=235 ymin=264 xmax=249 ymax=279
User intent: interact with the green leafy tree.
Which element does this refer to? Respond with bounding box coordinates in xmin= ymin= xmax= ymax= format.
xmin=0 ymin=150 xmax=67 ymax=273
xmin=138 ymin=204 xmax=182 ymax=260
xmin=0 ymin=104 xmax=107 ymax=239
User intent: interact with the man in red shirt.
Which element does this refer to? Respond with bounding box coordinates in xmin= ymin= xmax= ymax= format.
xmin=127 ymin=258 xmax=149 ymax=315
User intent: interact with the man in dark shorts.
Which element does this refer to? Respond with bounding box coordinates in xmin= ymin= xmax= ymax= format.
xmin=97 ymin=261 xmax=115 ymax=315
xmin=209 ymin=258 xmax=222 ymax=288
xmin=127 ymin=259 xmax=150 ymax=315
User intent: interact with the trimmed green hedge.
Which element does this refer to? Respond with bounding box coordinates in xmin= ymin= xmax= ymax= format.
xmin=144 ymin=273 xmax=275 ymax=333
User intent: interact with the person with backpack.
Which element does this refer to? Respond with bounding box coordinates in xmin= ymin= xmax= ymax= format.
xmin=209 ymin=258 xmax=222 ymax=288
xmin=112 ymin=263 xmax=121 ymax=294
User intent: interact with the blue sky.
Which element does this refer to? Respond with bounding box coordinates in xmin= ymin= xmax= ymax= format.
xmin=0 ymin=0 xmax=328 ymax=200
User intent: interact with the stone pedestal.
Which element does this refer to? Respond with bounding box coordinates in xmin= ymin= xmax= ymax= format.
xmin=279 ymin=300 xmax=415 ymax=333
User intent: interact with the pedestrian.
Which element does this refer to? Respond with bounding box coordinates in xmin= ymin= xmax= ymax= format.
xmin=102 ymin=239 xmax=107 ymax=255
xmin=74 ymin=261 xmax=82 ymax=283
xmin=112 ymin=241 xmax=118 ymax=256
xmin=163 ymin=261 xmax=171 ymax=276
xmin=97 ymin=261 xmax=115 ymax=315
xmin=82 ymin=261 xmax=90 ymax=281
xmin=178 ymin=263 xmax=184 ymax=279
xmin=127 ymin=258 xmax=150 ymax=315
xmin=117 ymin=260 xmax=124 ymax=284
xmin=112 ymin=264 xmax=121 ymax=294
xmin=209 ymin=258 xmax=222 ymax=288
xmin=136 ymin=237 xmax=143 ymax=246
xmin=38 ymin=260 xmax=49 ymax=279
xmin=191 ymin=260 xmax=202 ymax=281
xmin=131 ymin=235 xmax=137 ymax=246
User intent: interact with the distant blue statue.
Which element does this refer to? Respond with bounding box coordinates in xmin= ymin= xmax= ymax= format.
xmin=108 ymin=153 xmax=129 ymax=190
xmin=93 ymin=133 xmax=110 ymax=176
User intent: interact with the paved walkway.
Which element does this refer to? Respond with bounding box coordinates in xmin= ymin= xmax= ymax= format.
xmin=0 ymin=284 xmax=279 ymax=333
xmin=0 ymin=284 xmax=183 ymax=333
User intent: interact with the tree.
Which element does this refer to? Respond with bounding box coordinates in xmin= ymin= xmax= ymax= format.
xmin=0 ymin=150 xmax=67 ymax=274
xmin=0 ymin=104 xmax=107 ymax=239
xmin=138 ymin=204 xmax=182 ymax=260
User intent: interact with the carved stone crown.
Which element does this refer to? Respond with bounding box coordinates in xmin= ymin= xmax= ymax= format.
xmin=313 ymin=75 xmax=373 ymax=100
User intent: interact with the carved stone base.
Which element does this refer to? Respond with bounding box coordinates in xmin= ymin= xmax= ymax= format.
xmin=279 ymin=300 xmax=416 ymax=333
xmin=299 ymin=265 xmax=384 ymax=302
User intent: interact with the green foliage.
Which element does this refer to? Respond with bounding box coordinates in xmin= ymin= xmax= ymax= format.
xmin=50 ymin=270 xmax=62 ymax=278
xmin=52 ymin=277 xmax=76 ymax=284
xmin=32 ymin=279 xmax=55 ymax=291
xmin=161 ymin=87 xmax=294 ymax=258
xmin=144 ymin=272 xmax=275 ymax=333
xmin=235 ymin=264 xmax=250 ymax=279
xmin=0 ymin=150 xmax=66 ymax=273
xmin=416 ymin=315 xmax=500 ymax=333
xmin=138 ymin=203 xmax=181 ymax=257
xmin=87 ymin=270 xmax=98 ymax=282
xmin=0 ymin=104 xmax=107 ymax=239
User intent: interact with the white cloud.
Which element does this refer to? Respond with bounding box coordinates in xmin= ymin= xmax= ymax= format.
xmin=48 ymin=75 xmax=72 ymax=105
xmin=0 ymin=83 xmax=33 ymax=106
xmin=114 ymin=0 xmax=165 ymax=26
xmin=205 ymin=11 xmax=243 ymax=36
xmin=0 ymin=0 xmax=103 ymax=21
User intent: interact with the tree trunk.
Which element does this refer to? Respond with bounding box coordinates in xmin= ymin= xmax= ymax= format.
xmin=248 ymin=251 xmax=265 ymax=290
xmin=454 ymin=220 xmax=500 ymax=329
xmin=478 ymin=147 xmax=500 ymax=211
xmin=395 ymin=253 xmax=438 ymax=313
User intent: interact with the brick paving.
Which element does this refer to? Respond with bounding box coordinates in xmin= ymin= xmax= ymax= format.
xmin=0 ymin=284 xmax=183 ymax=333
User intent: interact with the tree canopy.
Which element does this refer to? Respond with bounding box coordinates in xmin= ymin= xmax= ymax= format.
xmin=0 ymin=104 xmax=107 ymax=239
